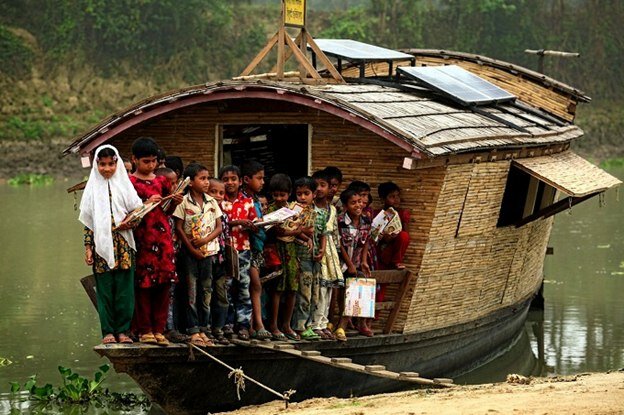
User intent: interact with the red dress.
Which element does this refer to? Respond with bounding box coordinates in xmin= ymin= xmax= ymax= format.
xmin=130 ymin=175 xmax=178 ymax=288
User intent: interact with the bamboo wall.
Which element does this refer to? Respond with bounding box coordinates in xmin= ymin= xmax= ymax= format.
xmin=403 ymin=162 xmax=553 ymax=333
xmin=108 ymin=100 xmax=552 ymax=335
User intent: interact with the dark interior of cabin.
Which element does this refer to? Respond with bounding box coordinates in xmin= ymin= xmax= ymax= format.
xmin=221 ymin=124 xmax=309 ymax=188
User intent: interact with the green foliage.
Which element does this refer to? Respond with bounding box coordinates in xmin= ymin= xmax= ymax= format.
xmin=8 ymin=364 xmax=149 ymax=410
xmin=8 ymin=173 xmax=54 ymax=186
xmin=0 ymin=25 xmax=34 ymax=79
xmin=2 ymin=114 xmax=82 ymax=141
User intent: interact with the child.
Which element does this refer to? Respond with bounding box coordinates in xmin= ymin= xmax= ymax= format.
xmin=241 ymin=160 xmax=271 ymax=340
xmin=130 ymin=137 xmax=183 ymax=345
xmin=174 ymin=163 xmax=222 ymax=347
xmin=292 ymin=176 xmax=323 ymax=340
xmin=325 ymin=166 xmax=344 ymax=331
xmin=377 ymin=181 xmax=411 ymax=270
xmin=257 ymin=194 xmax=268 ymax=215
xmin=348 ymin=180 xmax=378 ymax=271
xmin=79 ymin=145 xmax=144 ymax=344
xmin=208 ymin=178 xmax=231 ymax=344
xmin=218 ymin=165 xmax=257 ymax=340
xmin=156 ymin=166 xmax=186 ymax=342
xmin=325 ymin=166 xmax=343 ymax=210
xmin=265 ymin=173 xmax=299 ymax=341
xmin=164 ymin=155 xmax=185 ymax=181
xmin=335 ymin=188 xmax=372 ymax=341
xmin=310 ymin=169 xmax=342 ymax=340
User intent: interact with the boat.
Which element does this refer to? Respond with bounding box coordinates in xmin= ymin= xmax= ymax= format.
xmin=64 ymin=3 xmax=621 ymax=414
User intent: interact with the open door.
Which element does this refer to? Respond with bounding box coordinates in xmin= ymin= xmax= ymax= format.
xmin=219 ymin=124 xmax=310 ymax=185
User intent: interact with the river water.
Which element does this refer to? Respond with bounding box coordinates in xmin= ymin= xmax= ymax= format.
xmin=0 ymin=168 xmax=622 ymax=409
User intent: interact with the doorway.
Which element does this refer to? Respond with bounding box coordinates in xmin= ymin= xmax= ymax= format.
xmin=219 ymin=124 xmax=310 ymax=185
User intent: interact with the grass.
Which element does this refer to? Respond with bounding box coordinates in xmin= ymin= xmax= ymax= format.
xmin=8 ymin=173 xmax=54 ymax=186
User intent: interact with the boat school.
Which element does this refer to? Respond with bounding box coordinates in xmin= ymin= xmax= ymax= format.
xmin=65 ymin=6 xmax=620 ymax=414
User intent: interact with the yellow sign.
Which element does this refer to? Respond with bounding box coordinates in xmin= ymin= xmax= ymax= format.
xmin=283 ymin=0 xmax=306 ymax=28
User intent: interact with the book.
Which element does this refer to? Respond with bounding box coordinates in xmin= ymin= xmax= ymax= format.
xmin=254 ymin=206 xmax=298 ymax=227
xmin=370 ymin=207 xmax=402 ymax=243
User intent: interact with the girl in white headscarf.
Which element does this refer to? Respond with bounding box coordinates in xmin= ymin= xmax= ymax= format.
xmin=79 ymin=145 xmax=144 ymax=344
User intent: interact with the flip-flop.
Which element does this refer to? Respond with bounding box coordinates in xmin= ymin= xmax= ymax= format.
xmin=189 ymin=334 xmax=207 ymax=347
xmin=300 ymin=328 xmax=321 ymax=341
xmin=154 ymin=333 xmax=170 ymax=347
xmin=237 ymin=328 xmax=250 ymax=341
xmin=139 ymin=333 xmax=157 ymax=344
xmin=314 ymin=329 xmax=329 ymax=340
xmin=102 ymin=334 xmax=117 ymax=344
xmin=251 ymin=328 xmax=272 ymax=340
xmin=117 ymin=333 xmax=133 ymax=344
xmin=322 ymin=328 xmax=335 ymax=340
xmin=283 ymin=331 xmax=300 ymax=341
xmin=271 ymin=331 xmax=287 ymax=341
xmin=358 ymin=327 xmax=374 ymax=337
xmin=334 ymin=328 xmax=347 ymax=342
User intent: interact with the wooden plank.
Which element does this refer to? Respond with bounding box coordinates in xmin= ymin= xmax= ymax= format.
xmin=240 ymin=32 xmax=279 ymax=76
xmin=284 ymin=32 xmax=321 ymax=80
xmin=331 ymin=357 xmax=352 ymax=364
xmin=80 ymin=274 xmax=97 ymax=309
xmin=399 ymin=371 xmax=420 ymax=378
xmin=306 ymin=35 xmax=344 ymax=82
xmin=277 ymin=26 xmax=285 ymax=79
xmin=365 ymin=365 xmax=386 ymax=372
xmin=384 ymin=270 xmax=415 ymax=334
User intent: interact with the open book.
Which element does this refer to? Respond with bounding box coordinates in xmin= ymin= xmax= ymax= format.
xmin=113 ymin=176 xmax=190 ymax=231
xmin=254 ymin=206 xmax=298 ymax=227
xmin=370 ymin=207 xmax=402 ymax=243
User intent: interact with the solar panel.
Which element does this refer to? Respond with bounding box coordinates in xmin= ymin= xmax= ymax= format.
xmin=311 ymin=39 xmax=414 ymax=61
xmin=398 ymin=65 xmax=516 ymax=106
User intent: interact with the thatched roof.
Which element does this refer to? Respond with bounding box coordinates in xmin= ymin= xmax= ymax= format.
xmin=63 ymin=80 xmax=582 ymax=158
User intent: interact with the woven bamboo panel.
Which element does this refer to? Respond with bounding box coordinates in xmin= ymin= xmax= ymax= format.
xmin=513 ymin=151 xmax=622 ymax=196
xmin=403 ymin=161 xmax=554 ymax=334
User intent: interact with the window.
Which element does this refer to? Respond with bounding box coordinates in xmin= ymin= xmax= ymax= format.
xmin=498 ymin=165 xmax=557 ymax=227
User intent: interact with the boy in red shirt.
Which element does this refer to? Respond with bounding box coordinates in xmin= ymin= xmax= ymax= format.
xmin=219 ymin=165 xmax=258 ymax=340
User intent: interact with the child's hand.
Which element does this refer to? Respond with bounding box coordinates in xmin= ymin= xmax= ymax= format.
xmin=361 ymin=262 xmax=371 ymax=278
xmin=306 ymin=238 xmax=313 ymax=253
xmin=171 ymin=193 xmax=184 ymax=206
xmin=191 ymin=248 xmax=205 ymax=260
xmin=191 ymin=237 xmax=206 ymax=248
xmin=147 ymin=194 xmax=162 ymax=204
xmin=347 ymin=263 xmax=357 ymax=275
xmin=116 ymin=221 xmax=132 ymax=231
xmin=85 ymin=247 xmax=94 ymax=266
xmin=313 ymin=249 xmax=324 ymax=262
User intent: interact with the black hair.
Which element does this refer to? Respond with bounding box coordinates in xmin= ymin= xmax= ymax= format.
xmin=157 ymin=147 xmax=166 ymax=161
xmin=312 ymin=169 xmax=331 ymax=183
xmin=348 ymin=180 xmax=373 ymax=204
xmin=165 ymin=156 xmax=184 ymax=177
xmin=218 ymin=164 xmax=241 ymax=180
xmin=269 ymin=173 xmax=292 ymax=193
xmin=378 ymin=181 xmax=401 ymax=200
xmin=183 ymin=162 xmax=209 ymax=180
xmin=155 ymin=167 xmax=175 ymax=177
xmin=340 ymin=188 xmax=359 ymax=206
xmin=131 ymin=137 xmax=160 ymax=158
xmin=294 ymin=176 xmax=317 ymax=192
xmin=96 ymin=147 xmax=117 ymax=161
xmin=241 ymin=160 xmax=264 ymax=178
xmin=324 ymin=166 xmax=343 ymax=183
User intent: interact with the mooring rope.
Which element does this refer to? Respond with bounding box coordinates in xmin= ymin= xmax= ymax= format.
xmin=188 ymin=343 xmax=295 ymax=406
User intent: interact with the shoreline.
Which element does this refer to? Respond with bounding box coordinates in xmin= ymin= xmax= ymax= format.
xmin=216 ymin=371 xmax=624 ymax=415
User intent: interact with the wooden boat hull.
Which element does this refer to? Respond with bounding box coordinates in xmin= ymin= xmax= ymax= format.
xmin=95 ymin=295 xmax=533 ymax=414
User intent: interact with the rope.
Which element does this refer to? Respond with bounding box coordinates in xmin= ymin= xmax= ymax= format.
xmin=188 ymin=343 xmax=295 ymax=406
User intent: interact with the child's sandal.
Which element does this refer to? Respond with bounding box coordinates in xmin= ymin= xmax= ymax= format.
xmin=117 ymin=333 xmax=133 ymax=344
xmin=102 ymin=334 xmax=117 ymax=344
xmin=154 ymin=333 xmax=170 ymax=346
xmin=334 ymin=328 xmax=347 ymax=342
xmin=139 ymin=333 xmax=157 ymax=344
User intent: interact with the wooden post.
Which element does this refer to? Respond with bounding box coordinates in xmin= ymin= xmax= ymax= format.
xmin=524 ymin=49 xmax=580 ymax=74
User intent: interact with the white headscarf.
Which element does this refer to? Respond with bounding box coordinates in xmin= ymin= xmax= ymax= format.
xmin=79 ymin=144 xmax=143 ymax=269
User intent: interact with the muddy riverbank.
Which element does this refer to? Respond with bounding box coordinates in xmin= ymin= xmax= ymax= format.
xmin=218 ymin=371 xmax=624 ymax=415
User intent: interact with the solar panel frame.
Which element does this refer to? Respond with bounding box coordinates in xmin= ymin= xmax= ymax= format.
xmin=398 ymin=65 xmax=516 ymax=106
xmin=311 ymin=39 xmax=414 ymax=61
